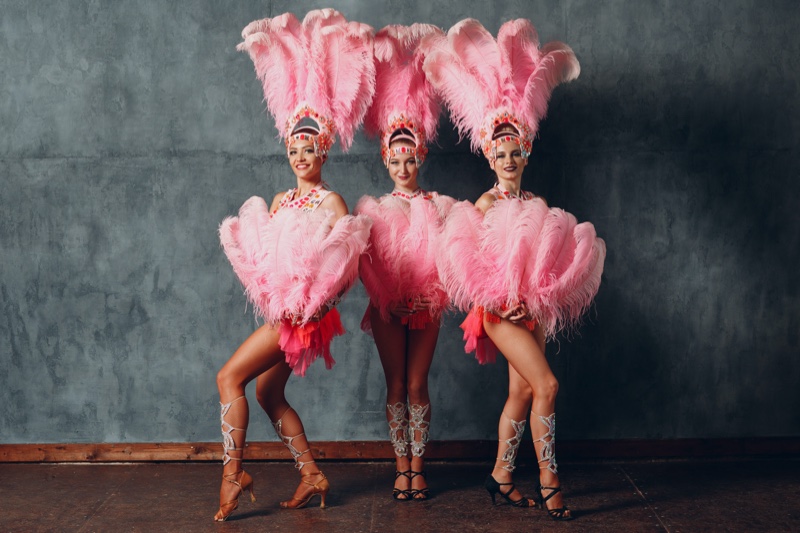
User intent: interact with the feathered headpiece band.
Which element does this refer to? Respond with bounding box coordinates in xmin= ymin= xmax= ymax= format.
xmin=422 ymin=18 xmax=579 ymax=161
xmin=237 ymin=9 xmax=376 ymax=160
xmin=365 ymin=24 xmax=443 ymax=166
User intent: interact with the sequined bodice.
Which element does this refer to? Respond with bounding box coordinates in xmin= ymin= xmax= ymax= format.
xmin=275 ymin=182 xmax=332 ymax=214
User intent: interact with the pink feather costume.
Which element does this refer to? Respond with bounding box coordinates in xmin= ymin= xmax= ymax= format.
xmin=220 ymin=10 xmax=375 ymax=376
xmin=424 ymin=19 xmax=606 ymax=363
xmin=356 ymin=191 xmax=455 ymax=332
xmin=220 ymin=191 xmax=372 ymax=376
xmin=439 ymin=191 xmax=605 ymax=363
xmin=354 ymin=24 xmax=454 ymax=332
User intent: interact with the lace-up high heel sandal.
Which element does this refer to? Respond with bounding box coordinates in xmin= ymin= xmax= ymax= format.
xmin=387 ymin=402 xmax=413 ymax=501
xmin=214 ymin=397 xmax=256 ymax=522
xmin=273 ymin=408 xmax=330 ymax=509
xmin=532 ymin=412 xmax=573 ymax=521
xmin=408 ymin=403 xmax=431 ymax=500
xmin=279 ymin=472 xmax=330 ymax=509
xmin=485 ymin=413 xmax=536 ymax=508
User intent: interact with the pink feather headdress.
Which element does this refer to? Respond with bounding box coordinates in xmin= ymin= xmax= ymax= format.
xmin=422 ymin=18 xmax=580 ymax=161
xmin=237 ymin=9 xmax=376 ymax=160
xmin=365 ymin=24 xmax=443 ymax=166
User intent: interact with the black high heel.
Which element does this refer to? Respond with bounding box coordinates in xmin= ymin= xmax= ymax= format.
xmin=393 ymin=470 xmax=413 ymax=501
xmin=484 ymin=475 xmax=536 ymax=508
xmin=535 ymin=485 xmax=573 ymax=521
xmin=531 ymin=412 xmax=573 ymax=520
xmin=408 ymin=470 xmax=430 ymax=500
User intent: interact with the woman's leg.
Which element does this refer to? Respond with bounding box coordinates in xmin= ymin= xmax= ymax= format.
xmin=489 ymin=364 xmax=534 ymax=505
xmin=483 ymin=319 xmax=570 ymax=518
xmin=214 ymin=324 xmax=285 ymax=520
xmin=406 ymin=321 xmax=439 ymax=498
xmin=255 ymin=360 xmax=328 ymax=508
xmin=370 ymin=306 xmax=412 ymax=498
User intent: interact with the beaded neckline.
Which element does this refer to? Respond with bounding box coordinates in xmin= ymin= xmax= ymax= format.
xmin=391 ymin=188 xmax=424 ymax=200
xmin=493 ymin=183 xmax=534 ymax=201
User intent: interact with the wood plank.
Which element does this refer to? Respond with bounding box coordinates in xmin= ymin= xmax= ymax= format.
xmin=1 ymin=438 xmax=798 ymax=463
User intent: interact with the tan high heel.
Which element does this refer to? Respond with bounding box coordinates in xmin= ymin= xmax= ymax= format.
xmin=214 ymin=470 xmax=256 ymax=522
xmin=214 ymin=396 xmax=255 ymax=522
xmin=279 ymin=472 xmax=330 ymax=509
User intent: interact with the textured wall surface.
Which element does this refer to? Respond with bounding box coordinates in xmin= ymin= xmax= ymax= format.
xmin=1 ymin=0 xmax=798 ymax=444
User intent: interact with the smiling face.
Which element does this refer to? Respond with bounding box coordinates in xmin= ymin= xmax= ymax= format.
xmin=490 ymin=140 xmax=527 ymax=184
xmin=288 ymin=137 xmax=323 ymax=183
xmin=386 ymin=139 xmax=419 ymax=192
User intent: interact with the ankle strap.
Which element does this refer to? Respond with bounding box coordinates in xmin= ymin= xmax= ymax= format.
xmin=539 ymin=485 xmax=562 ymax=502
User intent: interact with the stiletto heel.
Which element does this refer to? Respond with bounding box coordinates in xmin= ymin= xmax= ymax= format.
xmin=484 ymin=475 xmax=536 ymax=508
xmin=280 ymin=472 xmax=330 ymax=509
xmin=535 ymin=484 xmax=573 ymax=521
xmin=214 ymin=470 xmax=256 ymax=522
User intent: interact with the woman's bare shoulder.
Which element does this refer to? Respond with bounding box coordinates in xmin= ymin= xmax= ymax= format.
xmin=475 ymin=192 xmax=497 ymax=214
xmin=269 ymin=191 xmax=286 ymax=212
xmin=320 ymin=191 xmax=349 ymax=216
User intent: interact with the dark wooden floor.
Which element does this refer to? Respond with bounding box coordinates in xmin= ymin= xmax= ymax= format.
xmin=2 ymin=459 xmax=798 ymax=532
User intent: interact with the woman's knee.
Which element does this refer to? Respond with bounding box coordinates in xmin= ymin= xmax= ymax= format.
xmin=384 ymin=377 xmax=408 ymax=400
xmin=406 ymin=377 xmax=429 ymax=403
xmin=534 ymin=377 xmax=559 ymax=404
xmin=255 ymin=386 xmax=284 ymax=411
xmin=508 ymin=379 xmax=533 ymax=402
xmin=216 ymin=366 xmax=240 ymax=393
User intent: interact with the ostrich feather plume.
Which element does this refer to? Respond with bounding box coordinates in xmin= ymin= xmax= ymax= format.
xmin=237 ymin=8 xmax=376 ymax=150
xmin=365 ymin=24 xmax=444 ymax=145
xmin=422 ymin=18 xmax=579 ymax=155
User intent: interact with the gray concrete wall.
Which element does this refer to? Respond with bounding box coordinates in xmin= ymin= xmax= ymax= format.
xmin=1 ymin=0 xmax=798 ymax=444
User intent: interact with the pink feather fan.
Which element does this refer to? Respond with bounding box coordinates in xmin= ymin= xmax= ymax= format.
xmin=237 ymin=8 xmax=376 ymax=150
xmin=356 ymin=194 xmax=455 ymax=327
xmin=422 ymin=18 xmax=579 ymax=157
xmin=438 ymin=199 xmax=605 ymax=343
xmin=220 ymin=197 xmax=372 ymax=376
